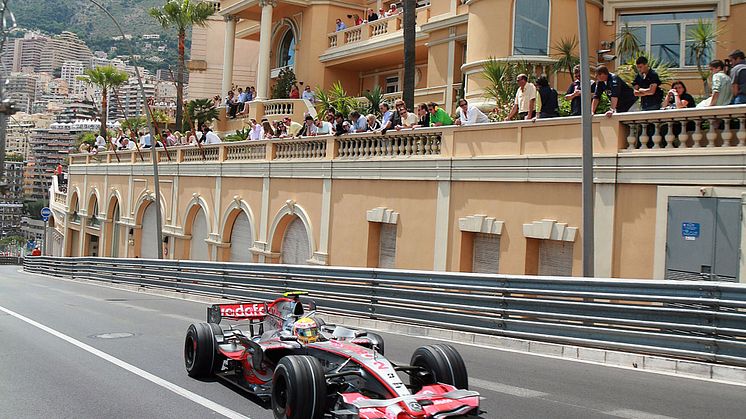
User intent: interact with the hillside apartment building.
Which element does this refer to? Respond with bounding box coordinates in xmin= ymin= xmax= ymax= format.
xmin=52 ymin=0 xmax=746 ymax=282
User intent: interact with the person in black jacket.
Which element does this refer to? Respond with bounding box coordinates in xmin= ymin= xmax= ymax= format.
xmin=565 ymin=65 xmax=582 ymax=116
xmin=592 ymin=65 xmax=637 ymax=116
xmin=536 ymin=76 xmax=559 ymax=118
xmin=633 ymin=56 xmax=664 ymax=111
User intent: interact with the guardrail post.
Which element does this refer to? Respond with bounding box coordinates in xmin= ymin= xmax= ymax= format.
xmin=369 ymin=271 xmax=378 ymax=320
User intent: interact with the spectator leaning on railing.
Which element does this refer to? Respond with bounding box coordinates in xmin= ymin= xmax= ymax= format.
xmin=335 ymin=18 xmax=347 ymax=31
xmin=730 ymin=49 xmax=746 ymax=105
xmin=350 ymin=111 xmax=368 ymax=133
xmin=299 ymin=115 xmax=318 ymax=137
xmin=592 ymin=65 xmax=637 ymax=117
xmin=428 ymin=102 xmax=453 ymax=127
xmin=454 ymin=98 xmax=489 ymax=125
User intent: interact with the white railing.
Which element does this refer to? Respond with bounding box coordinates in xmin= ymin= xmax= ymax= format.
xmin=337 ymin=131 xmax=442 ymax=158
xmin=264 ymin=100 xmax=295 ymax=116
xmin=344 ymin=26 xmax=362 ymax=44
xmin=183 ymin=146 xmax=220 ymax=162
xmin=328 ymin=33 xmax=338 ymax=48
xmin=274 ymin=138 xmax=327 ymax=160
xmin=370 ymin=19 xmax=390 ymax=36
xmin=621 ymin=106 xmax=746 ymax=150
xmin=225 ymin=142 xmax=267 ymax=161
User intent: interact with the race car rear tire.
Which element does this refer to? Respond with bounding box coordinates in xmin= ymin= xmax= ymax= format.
xmin=366 ymin=332 xmax=385 ymax=356
xmin=410 ymin=344 xmax=469 ymax=392
xmin=271 ymin=355 xmax=327 ymax=419
xmin=184 ymin=322 xmax=223 ymax=378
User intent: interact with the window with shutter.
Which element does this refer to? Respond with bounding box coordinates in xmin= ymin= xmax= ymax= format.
xmin=378 ymin=223 xmax=397 ymax=269
xmin=190 ymin=208 xmax=209 ymax=261
xmin=472 ymin=233 xmax=500 ymax=274
xmin=281 ymin=217 xmax=311 ymax=265
xmin=538 ymin=240 xmax=573 ymax=276
xmin=140 ymin=203 xmax=159 ymax=258
xmin=229 ymin=212 xmax=253 ymax=263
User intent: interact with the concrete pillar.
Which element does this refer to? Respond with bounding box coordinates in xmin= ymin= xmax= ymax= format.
xmin=221 ymin=15 xmax=237 ymax=97
xmin=255 ymin=0 xmax=277 ymax=100
xmin=445 ymin=27 xmax=456 ymax=115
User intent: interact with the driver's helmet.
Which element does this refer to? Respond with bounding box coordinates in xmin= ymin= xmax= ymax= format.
xmin=292 ymin=317 xmax=319 ymax=344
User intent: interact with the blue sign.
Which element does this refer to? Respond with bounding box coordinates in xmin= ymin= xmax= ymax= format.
xmin=40 ymin=207 xmax=51 ymax=222
xmin=682 ymin=222 xmax=700 ymax=241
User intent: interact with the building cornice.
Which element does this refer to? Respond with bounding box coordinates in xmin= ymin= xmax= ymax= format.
xmin=602 ymin=0 xmax=731 ymax=24
xmin=319 ymin=31 xmax=429 ymax=63
xmin=419 ymin=13 xmax=469 ymax=33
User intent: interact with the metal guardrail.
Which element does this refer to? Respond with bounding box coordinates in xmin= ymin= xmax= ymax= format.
xmin=0 ymin=256 xmax=22 ymax=265
xmin=23 ymin=256 xmax=746 ymax=367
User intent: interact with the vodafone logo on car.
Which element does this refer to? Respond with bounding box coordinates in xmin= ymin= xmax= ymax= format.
xmin=220 ymin=304 xmax=265 ymax=318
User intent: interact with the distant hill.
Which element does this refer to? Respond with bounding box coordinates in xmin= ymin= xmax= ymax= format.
xmin=8 ymin=0 xmax=192 ymax=71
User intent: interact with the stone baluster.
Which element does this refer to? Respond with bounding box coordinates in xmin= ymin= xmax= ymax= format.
xmin=705 ymin=118 xmax=718 ymax=147
xmin=738 ymin=118 xmax=746 ymax=147
xmin=625 ymin=124 xmax=638 ymax=149
xmin=664 ymin=121 xmax=676 ymax=149
xmin=405 ymin=136 xmax=413 ymax=155
xmin=692 ymin=119 xmax=703 ymax=147
xmin=678 ymin=121 xmax=690 ymax=148
xmin=639 ymin=123 xmax=650 ymax=149
xmin=651 ymin=121 xmax=662 ymax=149
xmin=721 ymin=118 xmax=733 ymax=147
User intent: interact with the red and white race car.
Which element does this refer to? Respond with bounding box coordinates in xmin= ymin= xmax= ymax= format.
xmin=184 ymin=292 xmax=481 ymax=418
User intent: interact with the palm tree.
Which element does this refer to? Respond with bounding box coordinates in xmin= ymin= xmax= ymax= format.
xmin=186 ymin=98 xmax=220 ymax=130
xmin=552 ymin=36 xmax=579 ymax=76
xmin=616 ymin=24 xmax=642 ymax=63
xmin=616 ymin=51 xmax=674 ymax=87
xmin=150 ymin=0 xmax=214 ymax=132
xmin=78 ymin=66 xmax=129 ymax=137
xmin=402 ymin=0 xmax=417 ymax=110
xmin=688 ymin=19 xmax=723 ymax=95
xmin=363 ymin=85 xmax=384 ymax=116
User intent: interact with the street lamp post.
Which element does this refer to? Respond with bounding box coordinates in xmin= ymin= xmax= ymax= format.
xmin=89 ymin=0 xmax=165 ymax=259
xmin=577 ymin=0 xmax=595 ymax=277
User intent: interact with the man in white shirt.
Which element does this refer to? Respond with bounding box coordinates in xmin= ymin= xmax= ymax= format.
xmin=95 ymin=133 xmax=107 ymax=151
xmin=283 ymin=117 xmax=304 ymax=137
xmin=316 ymin=118 xmax=333 ymax=135
xmin=454 ymin=99 xmax=490 ymax=125
xmin=301 ymin=86 xmax=316 ymax=103
xmin=349 ymin=111 xmax=368 ymax=133
xmin=506 ymin=74 xmax=536 ymax=120
xmin=139 ymin=132 xmax=152 ymax=148
xmin=203 ymin=128 xmax=222 ymax=144
xmin=379 ymin=103 xmax=393 ymax=131
xmin=248 ymin=119 xmax=263 ymax=141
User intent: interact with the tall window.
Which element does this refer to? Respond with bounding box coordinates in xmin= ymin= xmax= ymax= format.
xmin=513 ymin=0 xmax=550 ymax=56
xmin=278 ymin=29 xmax=295 ymax=68
xmin=619 ymin=11 xmax=716 ymax=68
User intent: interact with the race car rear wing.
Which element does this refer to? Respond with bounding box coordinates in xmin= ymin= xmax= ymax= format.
xmin=207 ymin=303 xmax=267 ymax=323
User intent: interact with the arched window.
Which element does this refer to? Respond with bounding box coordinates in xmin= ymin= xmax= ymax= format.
xmin=278 ymin=29 xmax=296 ymax=68
xmin=229 ymin=212 xmax=253 ymax=263
xmin=513 ymin=0 xmax=550 ymax=56
xmin=140 ymin=203 xmax=159 ymax=258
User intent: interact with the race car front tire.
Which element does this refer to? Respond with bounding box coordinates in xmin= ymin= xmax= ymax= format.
xmin=410 ymin=344 xmax=469 ymax=392
xmin=271 ymin=355 xmax=327 ymax=419
xmin=184 ymin=322 xmax=223 ymax=378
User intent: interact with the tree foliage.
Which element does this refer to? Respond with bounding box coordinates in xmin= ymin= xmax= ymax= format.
xmin=481 ymin=58 xmax=534 ymax=120
xmin=616 ymin=52 xmax=673 ymax=87
xmin=552 ymin=36 xmax=580 ymax=76
xmin=149 ymin=0 xmax=214 ymax=132
xmin=315 ymin=81 xmax=358 ymax=117
xmin=688 ymin=19 xmax=723 ymax=95
xmin=362 ymin=85 xmax=384 ymax=117
xmin=185 ymin=98 xmax=220 ymax=130
xmin=271 ymin=67 xmax=297 ymax=99
xmin=78 ymin=66 xmax=129 ymax=137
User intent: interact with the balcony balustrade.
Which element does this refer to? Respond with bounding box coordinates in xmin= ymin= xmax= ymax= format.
xmin=325 ymin=7 xmax=429 ymax=50
xmin=67 ymin=106 xmax=746 ymax=169
xmin=620 ymin=106 xmax=746 ymax=150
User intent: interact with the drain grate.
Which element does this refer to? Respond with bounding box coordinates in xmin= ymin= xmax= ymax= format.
xmin=105 ymin=298 xmax=128 ymax=302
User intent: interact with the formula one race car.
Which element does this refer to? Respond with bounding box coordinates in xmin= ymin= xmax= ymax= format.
xmin=184 ymin=292 xmax=481 ymax=418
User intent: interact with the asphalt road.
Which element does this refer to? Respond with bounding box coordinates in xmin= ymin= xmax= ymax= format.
xmin=0 ymin=266 xmax=743 ymax=419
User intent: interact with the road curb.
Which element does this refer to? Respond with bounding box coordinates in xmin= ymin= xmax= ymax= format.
xmin=319 ymin=313 xmax=746 ymax=387
xmin=20 ymin=269 xmax=746 ymax=387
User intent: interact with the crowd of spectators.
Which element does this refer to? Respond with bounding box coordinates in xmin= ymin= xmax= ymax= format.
xmin=79 ymin=124 xmax=225 ymax=155
xmin=506 ymin=48 xmax=746 ymax=122
xmin=335 ymin=2 xmax=432 ymax=32
xmin=224 ymin=86 xmax=256 ymax=119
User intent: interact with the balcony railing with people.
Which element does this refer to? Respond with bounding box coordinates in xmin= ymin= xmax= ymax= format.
xmin=68 ymin=105 xmax=746 ymax=168
xmin=326 ymin=6 xmax=430 ymax=51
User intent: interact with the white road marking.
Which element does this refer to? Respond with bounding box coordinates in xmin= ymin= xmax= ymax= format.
xmin=470 ymin=377 xmax=548 ymax=398
xmin=606 ymin=409 xmax=680 ymax=419
xmin=0 ymin=304 xmax=251 ymax=419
